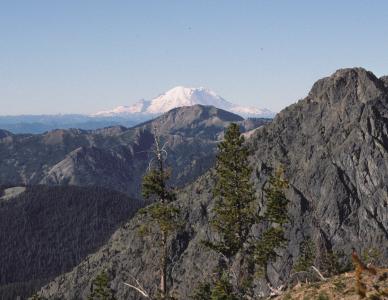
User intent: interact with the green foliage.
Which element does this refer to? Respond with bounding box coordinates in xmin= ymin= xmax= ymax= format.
xmin=0 ymin=185 xmax=141 ymax=300
xmin=140 ymin=137 xmax=182 ymax=241
xmin=140 ymin=132 xmax=183 ymax=299
xmin=200 ymin=123 xmax=259 ymax=298
xmin=192 ymin=274 xmax=239 ymax=300
xmin=203 ymin=125 xmax=291 ymax=297
xmin=362 ymin=247 xmax=381 ymax=265
xmin=254 ymin=168 xmax=289 ymax=278
xmin=193 ymin=278 xmax=242 ymax=300
xmin=321 ymin=250 xmax=351 ymax=276
xmin=88 ymin=271 xmax=116 ymax=300
xmin=263 ymin=169 xmax=289 ymax=225
xmin=138 ymin=202 xmax=182 ymax=238
xmin=31 ymin=294 xmax=46 ymax=300
xmin=140 ymin=134 xmax=181 ymax=241
xmin=210 ymin=273 xmax=239 ymax=300
xmin=142 ymin=168 xmax=175 ymax=203
xmin=208 ymin=123 xmax=256 ymax=258
xmin=294 ymin=239 xmax=315 ymax=272
xmin=191 ymin=282 xmax=212 ymax=300
xmin=154 ymin=291 xmax=178 ymax=300
xmin=254 ymin=226 xmax=287 ymax=276
xmin=254 ymin=227 xmax=287 ymax=273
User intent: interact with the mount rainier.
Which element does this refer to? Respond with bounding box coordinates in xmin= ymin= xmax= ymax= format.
xmin=0 ymin=87 xmax=274 ymax=134
xmin=94 ymin=86 xmax=274 ymax=118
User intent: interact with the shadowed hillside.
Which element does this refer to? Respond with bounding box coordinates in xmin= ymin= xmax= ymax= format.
xmin=0 ymin=185 xmax=142 ymax=299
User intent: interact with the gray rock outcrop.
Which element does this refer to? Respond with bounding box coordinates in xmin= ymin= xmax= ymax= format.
xmin=38 ymin=68 xmax=388 ymax=299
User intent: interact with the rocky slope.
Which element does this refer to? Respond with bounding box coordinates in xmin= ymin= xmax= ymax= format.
xmin=0 ymin=105 xmax=269 ymax=200
xmin=35 ymin=68 xmax=388 ymax=299
xmin=250 ymin=68 xmax=388 ymax=269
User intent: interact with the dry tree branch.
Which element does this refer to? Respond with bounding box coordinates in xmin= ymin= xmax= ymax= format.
xmin=123 ymin=274 xmax=151 ymax=299
xmin=311 ymin=266 xmax=327 ymax=281
xmin=267 ymin=283 xmax=284 ymax=296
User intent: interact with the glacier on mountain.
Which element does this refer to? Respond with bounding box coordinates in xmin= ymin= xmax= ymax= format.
xmin=94 ymin=86 xmax=274 ymax=118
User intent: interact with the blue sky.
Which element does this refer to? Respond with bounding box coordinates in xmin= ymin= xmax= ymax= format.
xmin=1 ymin=1 xmax=388 ymax=115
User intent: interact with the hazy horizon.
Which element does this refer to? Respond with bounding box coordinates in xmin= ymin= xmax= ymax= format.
xmin=1 ymin=1 xmax=388 ymax=115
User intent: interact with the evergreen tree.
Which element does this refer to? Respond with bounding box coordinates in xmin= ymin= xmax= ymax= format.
xmin=203 ymin=123 xmax=257 ymax=298
xmin=199 ymin=125 xmax=290 ymax=297
xmin=207 ymin=123 xmax=256 ymax=258
xmin=294 ymin=238 xmax=315 ymax=273
xmin=191 ymin=273 xmax=239 ymax=300
xmin=31 ymin=294 xmax=46 ymax=300
xmin=140 ymin=129 xmax=182 ymax=299
xmin=191 ymin=282 xmax=212 ymax=300
xmin=210 ymin=273 xmax=239 ymax=300
xmin=88 ymin=271 xmax=116 ymax=300
xmin=253 ymin=168 xmax=289 ymax=282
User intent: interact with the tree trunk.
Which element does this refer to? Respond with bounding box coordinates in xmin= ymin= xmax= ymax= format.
xmin=160 ymin=231 xmax=168 ymax=299
xmin=264 ymin=265 xmax=271 ymax=286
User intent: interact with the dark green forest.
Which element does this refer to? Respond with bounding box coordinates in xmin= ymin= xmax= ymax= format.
xmin=0 ymin=185 xmax=142 ymax=299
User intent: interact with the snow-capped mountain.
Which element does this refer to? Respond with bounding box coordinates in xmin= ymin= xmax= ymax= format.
xmin=94 ymin=86 xmax=274 ymax=118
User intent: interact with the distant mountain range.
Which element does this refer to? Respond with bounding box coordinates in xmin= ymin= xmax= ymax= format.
xmin=0 ymin=114 xmax=141 ymax=134
xmin=0 ymin=105 xmax=269 ymax=199
xmin=94 ymin=86 xmax=274 ymax=118
xmin=1 ymin=68 xmax=388 ymax=300
xmin=0 ymin=105 xmax=270 ymax=298
xmin=0 ymin=87 xmax=274 ymax=134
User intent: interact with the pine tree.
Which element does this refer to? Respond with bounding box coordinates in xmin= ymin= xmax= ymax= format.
xmin=88 ymin=271 xmax=116 ymax=300
xmin=294 ymin=238 xmax=315 ymax=273
xmin=210 ymin=273 xmax=239 ymax=300
xmin=202 ymin=123 xmax=257 ymax=298
xmin=191 ymin=273 xmax=239 ymax=300
xmin=191 ymin=282 xmax=212 ymax=300
xmin=31 ymin=294 xmax=46 ymax=300
xmin=253 ymin=168 xmax=289 ymax=282
xmin=140 ymin=128 xmax=182 ymax=299
xmin=207 ymin=123 xmax=256 ymax=259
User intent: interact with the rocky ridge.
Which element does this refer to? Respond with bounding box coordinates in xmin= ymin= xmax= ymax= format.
xmin=0 ymin=105 xmax=268 ymax=199
xmin=36 ymin=68 xmax=388 ymax=299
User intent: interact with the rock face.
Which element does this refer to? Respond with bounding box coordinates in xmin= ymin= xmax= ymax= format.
xmin=380 ymin=75 xmax=388 ymax=89
xmin=0 ymin=105 xmax=268 ymax=199
xmin=38 ymin=68 xmax=388 ymax=299
xmin=249 ymin=68 xmax=388 ymax=285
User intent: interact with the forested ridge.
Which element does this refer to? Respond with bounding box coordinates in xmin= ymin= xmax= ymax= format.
xmin=0 ymin=185 xmax=142 ymax=299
